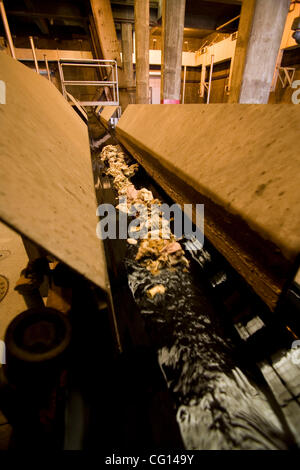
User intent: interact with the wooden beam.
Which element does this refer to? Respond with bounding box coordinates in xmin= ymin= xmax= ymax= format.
xmin=89 ymin=14 xmax=103 ymax=60
xmin=229 ymin=0 xmax=290 ymax=103
xmin=14 ymin=48 xmax=93 ymax=61
xmin=90 ymin=0 xmax=121 ymax=63
xmin=121 ymin=22 xmax=135 ymax=103
xmin=161 ymin=0 xmax=186 ymax=103
xmin=134 ymin=0 xmax=149 ymax=104
xmin=228 ymin=0 xmax=256 ymax=103
xmin=121 ymin=22 xmax=134 ymax=87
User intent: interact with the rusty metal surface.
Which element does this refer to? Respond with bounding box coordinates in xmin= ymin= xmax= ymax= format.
xmin=116 ymin=104 xmax=300 ymax=310
xmin=0 ymin=51 xmax=108 ymax=292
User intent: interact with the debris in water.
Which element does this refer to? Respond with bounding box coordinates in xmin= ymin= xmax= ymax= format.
xmin=147 ymin=284 xmax=166 ymax=298
xmin=127 ymin=238 xmax=138 ymax=245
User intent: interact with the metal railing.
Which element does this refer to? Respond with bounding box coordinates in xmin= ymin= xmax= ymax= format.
xmin=58 ymin=59 xmax=119 ymax=107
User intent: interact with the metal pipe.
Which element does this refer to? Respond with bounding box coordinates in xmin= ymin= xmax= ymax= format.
xmin=60 ymin=62 xmax=116 ymax=67
xmin=0 ymin=0 xmax=16 ymax=59
xmin=226 ymin=54 xmax=236 ymax=96
xmin=199 ymin=64 xmax=206 ymax=98
xmin=44 ymin=54 xmax=51 ymax=81
xmin=75 ymin=101 xmax=118 ymax=106
xmin=207 ymin=54 xmax=214 ymax=104
xmin=216 ymin=15 xmax=240 ymax=31
xmin=182 ymin=65 xmax=186 ymax=104
xmin=57 ymin=60 xmax=67 ymax=99
xmin=112 ymin=62 xmax=116 ymax=103
xmin=63 ymin=81 xmax=117 ymax=86
xmin=115 ymin=61 xmax=119 ymax=105
xmin=29 ymin=36 xmax=39 ymax=74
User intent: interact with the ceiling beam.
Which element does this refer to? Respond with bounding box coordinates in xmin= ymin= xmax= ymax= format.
xmin=201 ymin=0 xmax=242 ymax=4
xmin=24 ymin=0 xmax=49 ymax=35
xmin=7 ymin=10 xmax=86 ymax=21
xmin=111 ymin=0 xmax=159 ymax=7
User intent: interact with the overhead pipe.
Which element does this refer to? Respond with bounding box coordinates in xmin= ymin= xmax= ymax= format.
xmin=216 ymin=15 xmax=240 ymax=31
xmin=0 ymin=0 xmax=16 ymax=59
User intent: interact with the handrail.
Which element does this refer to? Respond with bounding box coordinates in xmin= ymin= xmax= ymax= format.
xmin=58 ymin=58 xmax=119 ymax=107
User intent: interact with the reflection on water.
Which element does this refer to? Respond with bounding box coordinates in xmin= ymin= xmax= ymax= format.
xmin=125 ymin=245 xmax=292 ymax=450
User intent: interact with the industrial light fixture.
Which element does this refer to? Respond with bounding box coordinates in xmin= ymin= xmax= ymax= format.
xmin=292 ymin=16 xmax=300 ymax=44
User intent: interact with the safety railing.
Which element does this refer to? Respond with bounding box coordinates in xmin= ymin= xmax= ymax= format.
xmin=58 ymin=59 xmax=119 ymax=107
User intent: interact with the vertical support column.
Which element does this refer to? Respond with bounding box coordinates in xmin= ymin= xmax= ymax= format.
xmin=182 ymin=65 xmax=186 ymax=104
xmin=121 ymin=22 xmax=135 ymax=103
xmin=228 ymin=0 xmax=256 ymax=103
xmin=226 ymin=55 xmax=235 ymax=96
xmin=29 ymin=36 xmax=39 ymax=74
xmin=160 ymin=0 xmax=186 ymax=104
xmin=199 ymin=64 xmax=206 ymax=98
xmin=228 ymin=0 xmax=290 ymax=104
xmin=0 ymin=0 xmax=16 ymax=59
xmin=58 ymin=61 xmax=66 ymax=99
xmin=134 ymin=0 xmax=149 ymax=104
xmin=207 ymin=54 xmax=214 ymax=104
xmin=44 ymin=54 xmax=51 ymax=81
xmin=121 ymin=23 xmax=134 ymax=87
